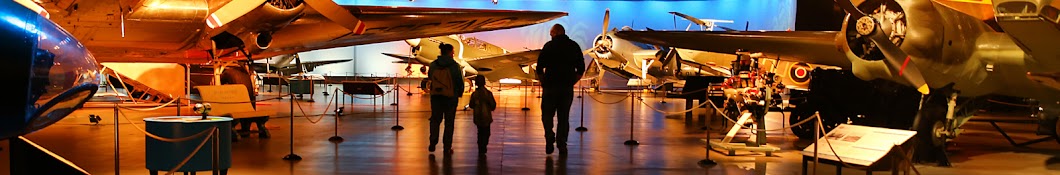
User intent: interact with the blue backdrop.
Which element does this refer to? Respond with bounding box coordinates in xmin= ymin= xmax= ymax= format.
xmin=301 ymin=0 xmax=796 ymax=77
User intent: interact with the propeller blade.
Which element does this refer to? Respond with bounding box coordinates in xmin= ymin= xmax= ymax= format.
xmin=669 ymin=12 xmax=707 ymax=26
xmin=305 ymin=0 xmax=368 ymax=34
xmin=602 ymin=9 xmax=611 ymax=36
xmin=584 ymin=49 xmax=594 ymax=55
xmin=206 ymin=0 xmax=268 ymax=29
xmin=867 ymin=28 xmax=929 ymax=94
xmin=834 ymin=0 xmax=867 ymax=18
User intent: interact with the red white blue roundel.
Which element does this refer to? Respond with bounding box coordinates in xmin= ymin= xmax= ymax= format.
xmin=789 ymin=62 xmax=811 ymax=84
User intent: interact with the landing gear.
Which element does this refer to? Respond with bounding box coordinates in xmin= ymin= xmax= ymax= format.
xmin=911 ymin=91 xmax=956 ymax=167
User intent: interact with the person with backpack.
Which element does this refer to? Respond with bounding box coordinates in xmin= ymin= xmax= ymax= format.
xmin=536 ymin=24 xmax=585 ymax=154
xmin=469 ymin=75 xmax=497 ymax=155
xmin=427 ymin=43 xmax=464 ymax=154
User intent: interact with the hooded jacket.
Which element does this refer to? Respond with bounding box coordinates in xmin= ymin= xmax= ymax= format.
xmin=536 ymin=34 xmax=585 ymax=89
xmin=429 ymin=55 xmax=465 ymax=97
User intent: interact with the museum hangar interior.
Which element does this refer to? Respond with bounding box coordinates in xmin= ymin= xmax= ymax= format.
xmin=3 ymin=0 xmax=1060 ymax=174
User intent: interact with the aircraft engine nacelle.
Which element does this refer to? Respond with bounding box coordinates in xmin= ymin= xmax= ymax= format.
xmin=0 ymin=0 xmax=100 ymax=140
xmin=207 ymin=0 xmax=305 ymax=53
xmin=836 ymin=0 xmax=976 ymax=90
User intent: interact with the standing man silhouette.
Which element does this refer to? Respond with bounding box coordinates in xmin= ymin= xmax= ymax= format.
xmin=536 ymin=24 xmax=585 ymax=154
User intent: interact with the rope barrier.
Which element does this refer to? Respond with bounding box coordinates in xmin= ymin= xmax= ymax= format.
xmin=586 ymin=93 xmax=630 ymax=104
xmin=116 ymin=108 xmax=217 ymax=142
xmin=180 ymin=94 xmax=292 ymax=104
xmin=163 ymin=128 xmax=216 ymax=175
xmin=638 ymin=97 xmax=713 ymax=115
xmin=292 ymin=93 xmax=337 ymax=124
xmin=116 ymin=98 xmax=180 ymax=112
xmin=342 ymin=85 xmax=399 ymax=99
xmin=704 ymin=99 xmax=818 ymax=132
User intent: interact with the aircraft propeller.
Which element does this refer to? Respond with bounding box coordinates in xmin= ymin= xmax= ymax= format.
xmin=835 ymin=0 xmax=929 ymax=95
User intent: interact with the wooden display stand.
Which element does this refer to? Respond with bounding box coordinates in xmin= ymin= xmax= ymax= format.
xmin=708 ymin=112 xmax=780 ymax=156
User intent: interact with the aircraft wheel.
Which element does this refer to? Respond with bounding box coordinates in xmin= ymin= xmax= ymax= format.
xmin=912 ymin=94 xmax=950 ymax=166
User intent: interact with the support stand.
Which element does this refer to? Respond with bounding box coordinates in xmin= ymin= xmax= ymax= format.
xmin=391 ymin=84 xmax=405 ymax=131
xmin=707 ymin=112 xmax=779 ymax=156
xmin=699 ymin=91 xmax=716 ymax=166
xmin=283 ymin=91 xmax=302 ymax=161
xmin=329 ymin=89 xmax=345 ymax=142
xmin=624 ymin=91 xmax=640 ymax=145
xmin=576 ymin=83 xmax=587 ymax=132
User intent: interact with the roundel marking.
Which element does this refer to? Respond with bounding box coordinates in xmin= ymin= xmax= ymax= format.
xmin=788 ymin=62 xmax=812 ymax=84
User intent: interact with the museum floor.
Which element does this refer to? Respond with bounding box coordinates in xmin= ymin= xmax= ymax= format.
xmin=2 ymin=84 xmax=1060 ymax=175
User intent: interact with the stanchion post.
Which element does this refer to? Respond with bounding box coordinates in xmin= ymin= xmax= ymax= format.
xmin=624 ymin=91 xmax=640 ymax=145
xmin=521 ymin=84 xmax=530 ymax=111
xmin=283 ymin=92 xmax=302 ymax=161
xmin=330 ymin=89 xmax=345 ymax=142
xmin=698 ymin=91 xmax=716 ymax=166
xmin=113 ymin=104 xmax=119 ymax=175
xmin=813 ymin=113 xmax=820 ymax=175
xmin=576 ymin=83 xmax=587 ymax=132
xmin=391 ymin=77 xmax=398 ymax=106
xmin=391 ymin=85 xmax=405 ymax=131
xmin=212 ymin=128 xmax=219 ymax=175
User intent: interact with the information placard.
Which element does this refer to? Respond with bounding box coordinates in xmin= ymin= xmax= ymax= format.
xmin=801 ymin=124 xmax=917 ymax=166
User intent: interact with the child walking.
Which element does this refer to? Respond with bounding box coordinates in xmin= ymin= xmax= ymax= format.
xmin=469 ymin=75 xmax=497 ymax=154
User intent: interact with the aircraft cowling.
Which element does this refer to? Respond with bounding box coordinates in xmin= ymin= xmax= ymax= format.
xmin=0 ymin=0 xmax=100 ymax=140
xmin=837 ymin=0 xmax=946 ymax=87
xmin=206 ymin=1 xmax=305 ymax=53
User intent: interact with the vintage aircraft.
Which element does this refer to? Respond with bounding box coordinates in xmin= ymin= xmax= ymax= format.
xmin=616 ymin=0 xmax=1060 ymax=165
xmin=30 ymin=0 xmax=565 ymax=95
xmin=583 ymin=9 xmax=731 ymax=89
xmin=381 ymin=35 xmax=540 ymax=82
xmin=251 ymin=54 xmax=349 ymax=74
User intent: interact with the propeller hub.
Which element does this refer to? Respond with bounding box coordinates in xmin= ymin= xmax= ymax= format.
xmin=855 ymin=16 xmax=876 ymax=36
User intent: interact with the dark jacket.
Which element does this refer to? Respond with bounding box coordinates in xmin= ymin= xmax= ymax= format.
xmin=469 ymin=87 xmax=496 ymax=126
xmin=536 ymin=34 xmax=585 ymax=89
xmin=429 ymin=55 xmax=464 ymax=97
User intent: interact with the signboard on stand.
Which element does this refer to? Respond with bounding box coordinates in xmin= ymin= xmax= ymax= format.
xmin=801 ymin=124 xmax=917 ymax=166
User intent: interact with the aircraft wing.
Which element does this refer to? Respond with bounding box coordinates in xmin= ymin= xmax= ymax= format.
xmin=300 ymin=59 xmax=351 ymax=72
xmin=382 ymin=53 xmax=424 ymax=64
xmin=260 ymin=6 xmax=566 ymax=59
xmin=465 ymin=50 xmax=541 ymax=81
xmin=614 ymin=31 xmax=852 ymax=69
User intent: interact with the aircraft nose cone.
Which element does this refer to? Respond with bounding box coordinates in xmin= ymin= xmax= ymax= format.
xmin=405 ymin=38 xmax=421 ymax=47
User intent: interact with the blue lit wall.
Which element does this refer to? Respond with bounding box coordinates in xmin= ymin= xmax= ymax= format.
xmin=302 ymin=0 xmax=796 ymax=77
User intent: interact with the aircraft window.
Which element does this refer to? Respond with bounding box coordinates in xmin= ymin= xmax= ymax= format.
xmin=1042 ymin=6 xmax=1060 ymax=23
xmin=31 ymin=15 xmax=99 ymax=106
xmin=997 ymin=2 xmax=1037 ymax=13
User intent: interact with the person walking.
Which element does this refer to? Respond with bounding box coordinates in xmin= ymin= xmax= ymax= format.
xmin=535 ymin=24 xmax=585 ymax=154
xmin=469 ymin=75 xmax=497 ymax=155
xmin=428 ymin=43 xmax=464 ymax=154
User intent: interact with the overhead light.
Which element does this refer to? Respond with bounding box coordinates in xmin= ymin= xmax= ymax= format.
xmin=492 ymin=0 xmax=498 ymax=4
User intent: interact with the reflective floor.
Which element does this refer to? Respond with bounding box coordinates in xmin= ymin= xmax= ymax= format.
xmin=3 ymin=84 xmax=1060 ymax=175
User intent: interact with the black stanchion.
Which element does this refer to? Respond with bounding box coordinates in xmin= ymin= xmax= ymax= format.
xmin=113 ymin=104 xmax=119 ymax=175
xmin=212 ymin=129 xmax=220 ymax=175
xmin=624 ymin=91 xmax=640 ymax=145
xmin=576 ymin=84 xmax=587 ymax=132
xmin=521 ymin=85 xmax=530 ymax=111
xmin=283 ymin=91 xmax=302 ymax=160
xmin=391 ymin=78 xmax=399 ymax=106
xmin=699 ymin=92 xmax=716 ymax=166
xmin=391 ymin=85 xmax=405 ymax=131
xmin=330 ymin=89 xmax=345 ymax=142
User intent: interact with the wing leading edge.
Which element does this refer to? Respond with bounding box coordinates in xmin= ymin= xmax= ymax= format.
xmin=614 ymin=31 xmax=851 ymax=69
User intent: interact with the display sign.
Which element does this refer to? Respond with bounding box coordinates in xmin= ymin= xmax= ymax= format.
xmin=801 ymin=124 xmax=917 ymax=166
